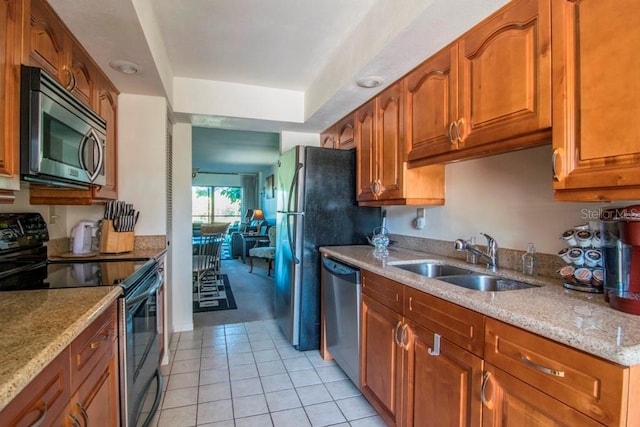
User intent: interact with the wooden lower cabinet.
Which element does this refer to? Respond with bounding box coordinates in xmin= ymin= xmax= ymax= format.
xmin=481 ymin=364 xmax=601 ymax=427
xmin=404 ymin=319 xmax=483 ymax=427
xmin=360 ymin=294 xmax=404 ymax=426
xmin=0 ymin=302 xmax=120 ymax=426
xmin=361 ymin=271 xmax=481 ymax=427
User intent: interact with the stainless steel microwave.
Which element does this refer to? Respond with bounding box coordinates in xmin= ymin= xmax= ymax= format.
xmin=20 ymin=65 xmax=106 ymax=189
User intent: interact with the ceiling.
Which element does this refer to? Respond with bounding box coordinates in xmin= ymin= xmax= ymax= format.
xmin=46 ymin=0 xmax=510 ymax=171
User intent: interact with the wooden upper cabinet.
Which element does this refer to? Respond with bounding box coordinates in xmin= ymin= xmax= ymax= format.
xmin=356 ymin=81 xmax=445 ymax=206
xmin=552 ymin=0 xmax=640 ymax=201
xmin=335 ymin=114 xmax=355 ymax=150
xmin=356 ymin=98 xmax=377 ymax=202
xmin=406 ymin=44 xmax=459 ymax=162
xmin=69 ymin=41 xmax=97 ymax=107
xmin=407 ymin=0 xmax=551 ymax=167
xmin=457 ymin=0 xmax=551 ymax=152
xmin=375 ymin=82 xmax=404 ymax=201
xmin=93 ymin=73 xmax=118 ymax=200
xmin=25 ymin=0 xmax=70 ymax=86
xmin=0 ymin=0 xmax=22 ymax=179
xmin=320 ymin=125 xmax=335 ymax=149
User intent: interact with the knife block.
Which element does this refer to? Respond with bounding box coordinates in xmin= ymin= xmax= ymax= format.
xmin=100 ymin=219 xmax=134 ymax=253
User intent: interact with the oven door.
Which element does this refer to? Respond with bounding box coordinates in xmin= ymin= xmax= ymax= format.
xmin=121 ymin=269 xmax=162 ymax=427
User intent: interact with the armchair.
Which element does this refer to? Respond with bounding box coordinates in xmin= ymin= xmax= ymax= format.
xmin=248 ymin=227 xmax=276 ymax=276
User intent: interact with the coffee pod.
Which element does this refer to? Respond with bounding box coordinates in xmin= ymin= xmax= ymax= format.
xmin=574 ymin=268 xmax=593 ymax=285
xmin=561 ymin=229 xmax=578 ymax=246
xmin=558 ymin=265 xmax=575 ymax=282
xmin=567 ymin=248 xmax=584 ymax=266
xmin=573 ymin=223 xmax=590 ymax=231
xmin=575 ymin=230 xmax=593 ymax=248
xmin=585 ymin=249 xmax=602 ymax=267
xmin=592 ymin=231 xmax=602 ymax=248
xmin=557 ymin=247 xmax=571 ymax=263
xmin=592 ymin=269 xmax=604 ymax=287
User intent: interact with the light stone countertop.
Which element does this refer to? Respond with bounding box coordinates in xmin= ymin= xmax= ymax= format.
xmin=320 ymin=245 xmax=640 ymax=367
xmin=0 ymin=286 xmax=122 ymax=412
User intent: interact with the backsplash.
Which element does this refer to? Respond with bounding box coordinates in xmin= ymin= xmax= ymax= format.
xmin=47 ymin=235 xmax=167 ymax=256
xmin=390 ymin=234 xmax=564 ymax=279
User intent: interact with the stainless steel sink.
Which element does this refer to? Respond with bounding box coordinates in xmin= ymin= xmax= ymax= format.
xmin=437 ymin=275 xmax=538 ymax=291
xmin=392 ymin=262 xmax=474 ymax=277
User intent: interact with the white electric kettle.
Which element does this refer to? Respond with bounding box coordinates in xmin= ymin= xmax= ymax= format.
xmin=71 ymin=220 xmax=96 ymax=254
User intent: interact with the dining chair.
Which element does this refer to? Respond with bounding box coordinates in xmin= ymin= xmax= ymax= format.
xmin=193 ymin=233 xmax=226 ymax=307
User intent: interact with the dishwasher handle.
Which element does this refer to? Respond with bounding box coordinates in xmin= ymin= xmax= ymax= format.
xmin=322 ymin=257 xmax=360 ymax=284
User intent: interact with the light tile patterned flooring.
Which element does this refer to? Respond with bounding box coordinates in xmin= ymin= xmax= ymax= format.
xmin=155 ymin=320 xmax=385 ymax=427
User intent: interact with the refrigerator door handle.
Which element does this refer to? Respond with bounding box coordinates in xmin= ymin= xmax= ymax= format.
xmin=287 ymin=163 xmax=303 ymax=212
xmin=286 ymin=213 xmax=301 ymax=264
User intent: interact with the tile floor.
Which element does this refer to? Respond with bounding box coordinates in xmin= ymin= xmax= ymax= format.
xmin=154 ymin=319 xmax=386 ymax=427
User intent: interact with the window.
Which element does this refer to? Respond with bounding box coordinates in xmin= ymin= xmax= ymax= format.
xmin=192 ymin=186 xmax=242 ymax=224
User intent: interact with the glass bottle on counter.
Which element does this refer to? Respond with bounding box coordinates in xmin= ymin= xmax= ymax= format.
xmin=522 ymin=242 xmax=536 ymax=276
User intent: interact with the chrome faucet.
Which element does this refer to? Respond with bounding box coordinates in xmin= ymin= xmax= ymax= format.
xmin=454 ymin=233 xmax=498 ymax=271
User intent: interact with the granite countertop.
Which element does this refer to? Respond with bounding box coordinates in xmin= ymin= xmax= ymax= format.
xmin=0 ymin=286 xmax=122 ymax=412
xmin=48 ymin=247 xmax=167 ymax=262
xmin=320 ymin=245 xmax=640 ymax=367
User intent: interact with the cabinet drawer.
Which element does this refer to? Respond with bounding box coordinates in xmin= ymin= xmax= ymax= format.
xmin=404 ymin=287 xmax=484 ymax=357
xmin=0 ymin=347 xmax=70 ymax=426
xmin=362 ymin=271 xmax=403 ymax=313
xmin=485 ymin=318 xmax=627 ymax=425
xmin=70 ymin=303 xmax=117 ymax=391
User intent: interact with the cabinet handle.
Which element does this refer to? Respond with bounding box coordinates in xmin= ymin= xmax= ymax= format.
xmin=408 ymin=296 xmax=412 ymax=311
xmin=63 ymin=66 xmax=77 ymax=92
xmin=427 ymin=333 xmax=441 ymax=356
xmin=456 ymin=119 xmax=465 ymax=143
xmin=394 ymin=321 xmax=403 ymax=346
xmin=481 ymin=371 xmax=493 ymax=409
xmin=400 ymin=323 xmax=409 ymax=349
xmin=30 ymin=402 xmax=47 ymax=427
xmin=68 ymin=413 xmax=82 ymax=427
xmin=90 ymin=329 xmax=110 ymax=349
xmin=551 ymin=148 xmax=561 ymax=182
xmin=77 ymin=402 xmax=89 ymax=425
xmin=521 ymin=355 xmax=565 ymax=377
xmin=448 ymin=122 xmax=456 ymax=144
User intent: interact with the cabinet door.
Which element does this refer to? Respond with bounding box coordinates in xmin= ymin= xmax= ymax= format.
xmin=25 ymin=0 xmax=71 ymax=86
xmin=404 ymin=320 xmax=482 ymax=427
xmin=406 ymin=44 xmax=459 ymax=162
xmin=320 ymin=125 xmax=335 ymax=149
xmin=66 ymin=342 xmax=119 ymax=427
xmin=335 ymin=114 xmax=355 ymax=150
xmin=0 ymin=0 xmax=21 ymax=177
xmin=361 ymin=294 xmax=404 ymax=427
xmin=355 ymin=99 xmax=376 ymax=202
xmin=552 ymin=0 xmax=640 ymax=201
xmin=482 ymin=364 xmax=602 ymax=427
xmin=93 ymin=73 xmax=118 ymax=200
xmin=69 ymin=41 xmax=96 ymax=107
xmin=376 ymin=81 xmax=404 ymax=201
xmin=458 ymin=0 xmax=551 ymax=152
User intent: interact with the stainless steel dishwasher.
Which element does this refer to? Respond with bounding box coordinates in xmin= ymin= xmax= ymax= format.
xmin=321 ymin=255 xmax=361 ymax=386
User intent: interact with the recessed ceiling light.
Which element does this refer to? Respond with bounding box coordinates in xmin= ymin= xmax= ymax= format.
xmin=356 ymin=76 xmax=384 ymax=88
xmin=109 ymin=60 xmax=142 ymax=74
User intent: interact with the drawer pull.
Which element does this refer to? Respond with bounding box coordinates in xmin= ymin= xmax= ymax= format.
xmin=400 ymin=324 xmax=409 ymax=350
xmin=521 ymin=355 xmax=565 ymax=377
xmin=551 ymin=148 xmax=561 ymax=182
xmin=448 ymin=122 xmax=456 ymax=144
xmin=90 ymin=329 xmax=111 ymax=349
xmin=481 ymin=371 xmax=493 ymax=409
xmin=30 ymin=402 xmax=47 ymax=427
xmin=427 ymin=333 xmax=441 ymax=356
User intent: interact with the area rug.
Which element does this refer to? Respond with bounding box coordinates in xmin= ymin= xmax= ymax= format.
xmin=193 ymin=274 xmax=238 ymax=312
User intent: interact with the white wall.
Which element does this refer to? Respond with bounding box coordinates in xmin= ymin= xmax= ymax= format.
xmin=171 ymin=122 xmax=194 ymax=332
xmin=117 ymin=94 xmax=168 ymax=236
xmin=280 ymin=131 xmax=319 ymax=153
xmin=386 ymin=145 xmax=630 ymax=254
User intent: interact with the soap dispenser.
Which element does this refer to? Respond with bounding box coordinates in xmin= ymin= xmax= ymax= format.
xmin=522 ymin=242 xmax=536 ymax=276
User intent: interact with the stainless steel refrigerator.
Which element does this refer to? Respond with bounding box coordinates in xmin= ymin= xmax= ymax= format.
xmin=274 ymin=146 xmax=381 ymax=350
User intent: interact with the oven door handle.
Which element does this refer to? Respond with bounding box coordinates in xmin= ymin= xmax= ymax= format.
xmin=125 ymin=271 xmax=161 ymax=307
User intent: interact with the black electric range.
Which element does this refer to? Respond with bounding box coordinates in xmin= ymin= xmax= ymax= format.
xmin=0 ymin=213 xmax=153 ymax=293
